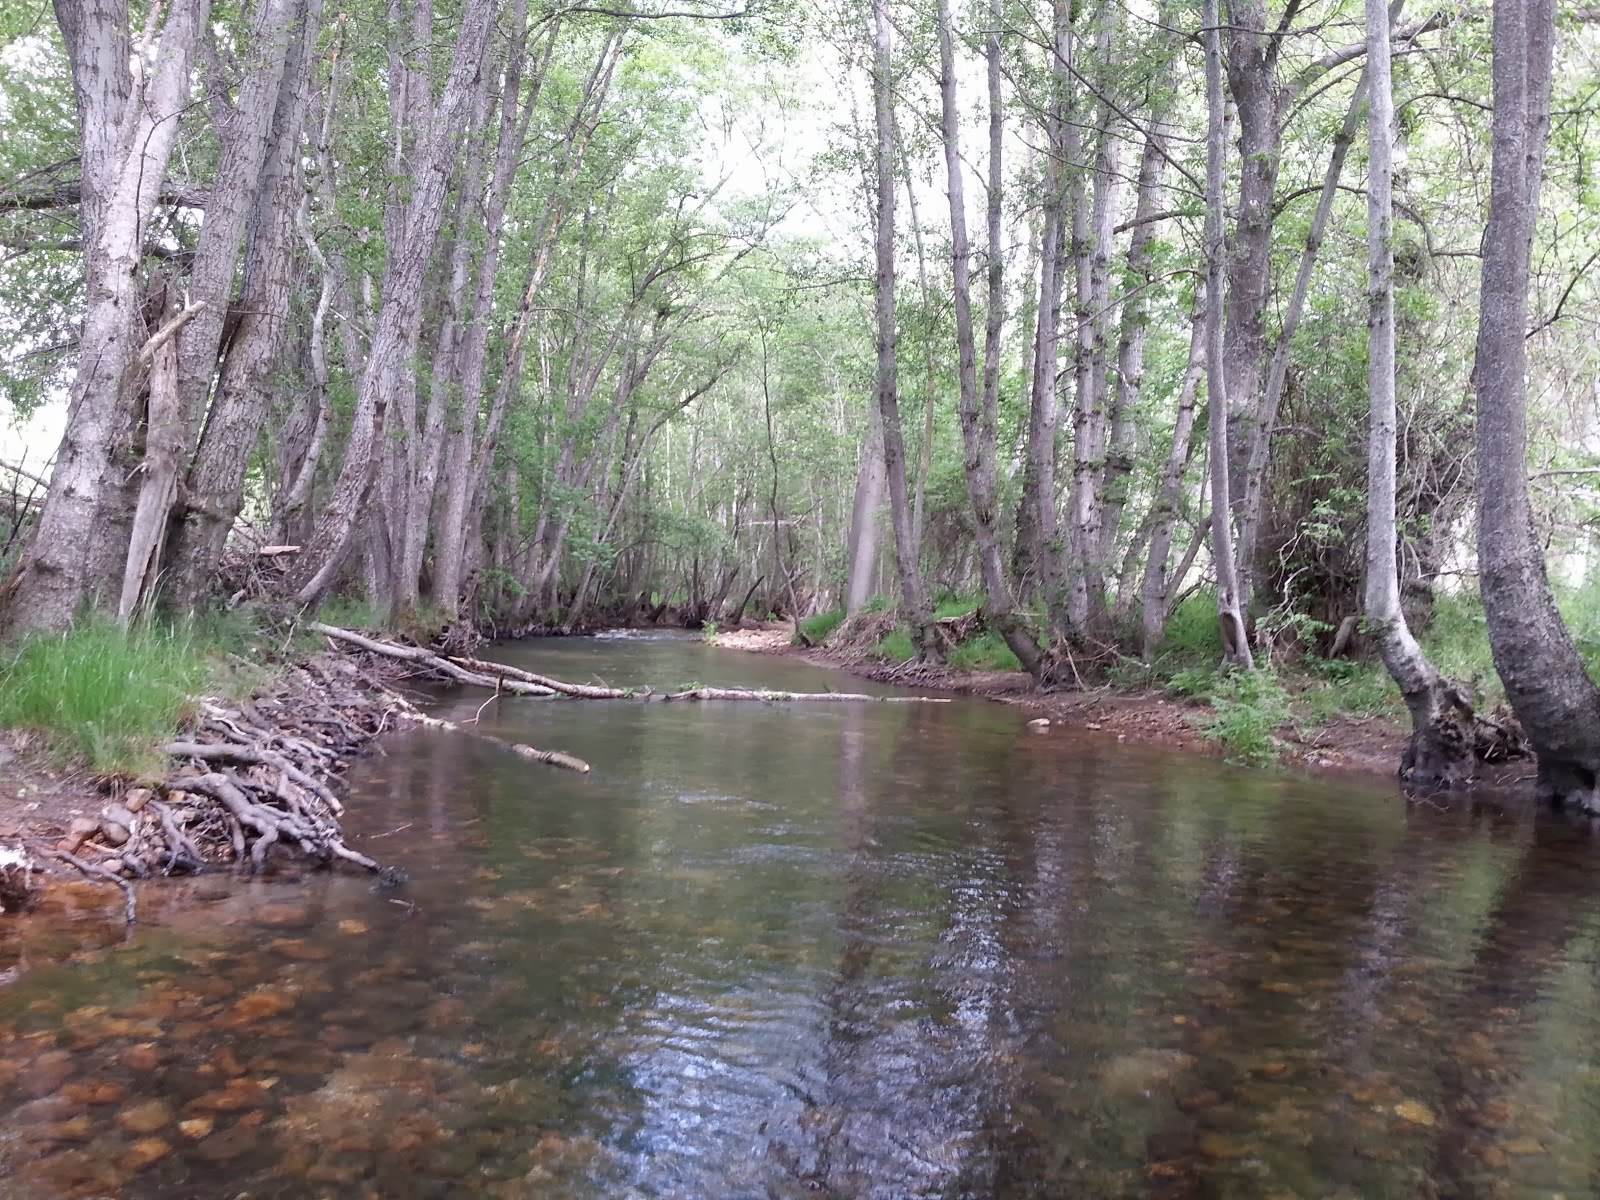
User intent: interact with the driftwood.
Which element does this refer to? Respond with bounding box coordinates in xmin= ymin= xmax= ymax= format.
xmin=384 ymin=703 xmax=592 ymax=773
xmin=444 ymin=654 xmax=628 ymax=699
xmin=308 ymin=623 xmax=951 ymax=706
xmin=309 ymin=623 xmax=558 ymax=695
xmin=663 ymin=687 xmax=950 ymax=703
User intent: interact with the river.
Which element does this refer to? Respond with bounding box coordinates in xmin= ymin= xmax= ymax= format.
xmin=3 ymin=633 xmax=1600 ymax=1198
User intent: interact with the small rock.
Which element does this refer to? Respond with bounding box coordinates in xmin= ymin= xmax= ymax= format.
xmin=120 ymin=1138 xmax=172 ymax=1171
xmin=122 ymin=1043 xmax=165 ymax=1071
xmin=1393 ymin=1100 xmax=1436 ymax=1127
xmin=178 ymin=1116 xmax=214 ymax=1140
xmin=123 ymin=788 xmax=153 ymax=813
xmin=1026 ymin=718 xmax=1050 ymax=730
xmin=116 ymin=1099 xmax=175 ymax=1135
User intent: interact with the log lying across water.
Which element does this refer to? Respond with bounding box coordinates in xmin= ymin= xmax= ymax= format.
xmin=308 ymin=623 xmax=950 ymax=704
xmin=663 ymin=687 xmax=950 ymax=703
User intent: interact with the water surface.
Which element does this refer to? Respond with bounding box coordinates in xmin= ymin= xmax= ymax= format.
xmin=4 ymin=634 xmax=1600 ymax=1199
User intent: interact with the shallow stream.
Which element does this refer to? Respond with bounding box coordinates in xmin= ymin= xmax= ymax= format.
xmin=5 ymin=633 xmax=1600 ymax=1198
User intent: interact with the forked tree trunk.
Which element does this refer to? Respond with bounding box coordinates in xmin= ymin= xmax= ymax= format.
xmin=868 ymin=0 xmax=938 ymax=661
xmin=164 ymin=0 xmax=322 ymax=611
xmin=1363 ymin=0 xmax=1471 ymax=785
xmin=1202 ymin=0 xmax=1252 ymax=669
xmin=2 ymin=0 xmax=211 ymax=634
xmin=935 ymin=0 xmax=1042 ymax=678
xmin=1473 ymin=0 xmax=1600 ymax=808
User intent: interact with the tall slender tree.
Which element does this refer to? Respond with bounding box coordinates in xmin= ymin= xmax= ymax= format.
xmin=1362 ymin=0 xmax=1470 ymax=784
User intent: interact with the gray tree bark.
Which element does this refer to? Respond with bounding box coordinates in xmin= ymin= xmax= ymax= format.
xmin=285 ymin=0 xmax=499 ymax=609
xmin=1204 ymin=0 xmax=1252 ymax=669
xmin=869 ymin=0 xmax=938 ymax=660
xmin=935 ymin=0 xmax=1043 ymax=678
xmin=1473 ymin=0 xmax=1600 ymax=808
xmin=3 ymin=0 xmax=212 ymax=633
xmin=1363 ymin=0 xmax=1470 ymax=785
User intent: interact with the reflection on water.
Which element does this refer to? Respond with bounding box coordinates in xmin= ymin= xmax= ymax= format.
xmin=5 ymin=637 xmax=1600 ymax=1198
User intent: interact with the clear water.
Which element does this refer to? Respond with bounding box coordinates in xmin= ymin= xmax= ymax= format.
xmin=4 ymin=634 xmax=1600 ymax=1199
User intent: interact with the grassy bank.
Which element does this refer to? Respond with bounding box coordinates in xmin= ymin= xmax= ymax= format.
xmin=0 ymin=602 xmax=406 ymax=779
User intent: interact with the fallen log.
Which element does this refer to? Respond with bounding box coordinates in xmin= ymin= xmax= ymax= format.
xmin=308 ymin=623 xmax=557 ymax=696
xmin=445 ymin=654 xmax=628 ymax=699
xmin=663 ymin=687 xmax=951 ymax=703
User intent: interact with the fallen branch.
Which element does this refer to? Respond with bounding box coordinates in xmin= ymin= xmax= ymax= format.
xmin=446 ymin=654 xmax=629 ymax=699
xmin=376 ymin=689 xmax=591 ymax=772
xmin=309 ymin=623 xmax=557 ymax=696
xmin=42 ymin=848 xmax=137 ymax=924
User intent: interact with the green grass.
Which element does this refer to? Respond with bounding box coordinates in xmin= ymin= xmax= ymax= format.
xmin=1199 ymin=669 xmax=1294 ymax=768
xmin=932 ymin=595 xmax=982 ymax=619
xmin=874 ymin=629 xmax=915 ymax=662
xmin=0 ymin=619 xmax=209 ymax=777
xmin=314 ymin=595 xmax=381 ymax=631
xmin=799 ymin=609 xmax=846 ymax=644
xmin=947 ymin=629 xmax=1022 ymax=671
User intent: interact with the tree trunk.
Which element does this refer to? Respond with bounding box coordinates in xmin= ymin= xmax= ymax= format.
xmin=936 ymin=0 xmax=1043 ymax=678
xmin=285 ymin=0 xmax=498 ymax=609
xmin=1139 ymin=288 xmax=1206 ymax=657
xmin=1474 ymin=0 xmax=1600 ymax=808
xmin=1203 ymin=0 xmax=1252 ymax=669
xmin=868 ymin=0 xmax=938 ymax=660
xmin=844 ymin=402 xmax=885 ymax=616
xmin=1013 ymin=0 xmax=1072 ymax=636
xmin=1363 ymin=0 xmax=1470 ymax=785
xmin=163 ymin=0 xmax=322 ymax=611
xmin=2 ymin=0 xmax=211 ymax=634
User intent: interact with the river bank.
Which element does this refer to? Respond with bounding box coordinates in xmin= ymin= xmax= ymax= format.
xmin=712 ymin=623 xmax=1537 ymax=788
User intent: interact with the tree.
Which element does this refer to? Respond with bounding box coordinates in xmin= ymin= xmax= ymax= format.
xmin=1362 ymin=0 xmax=1471 ymax=784
xmin=2 ymin=0 xmax=212 ymax=633
xmin=1202 ymin=0 xmax=1251 ymax=669
xmin=1473 ymin=0 xmax=1600 ymax=810
xmin=867 ymin=0 xmax=938 ymax=660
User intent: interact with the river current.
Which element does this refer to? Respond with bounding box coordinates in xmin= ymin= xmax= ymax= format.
xmin=4 ymin=633 xmax=1600 ymax=1199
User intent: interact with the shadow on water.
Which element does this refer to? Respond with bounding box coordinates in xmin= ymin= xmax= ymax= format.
xmin=4 ymin=636 xmax=1600 ymax=1197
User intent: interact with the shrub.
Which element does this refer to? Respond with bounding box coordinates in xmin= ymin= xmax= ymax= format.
xmin=0 ymin=620 xmax=208 ymax=777
xmin=1200 ymin=669 xmax=1294 ymax=768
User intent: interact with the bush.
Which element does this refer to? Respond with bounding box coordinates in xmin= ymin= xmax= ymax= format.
xmin=1201 ymin=670 xmax=1294 ymax=767
xmin=799 ymin=609 xmax=845 ymax=644
xmin=0 ymin=620 xmax=208 ymax=777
